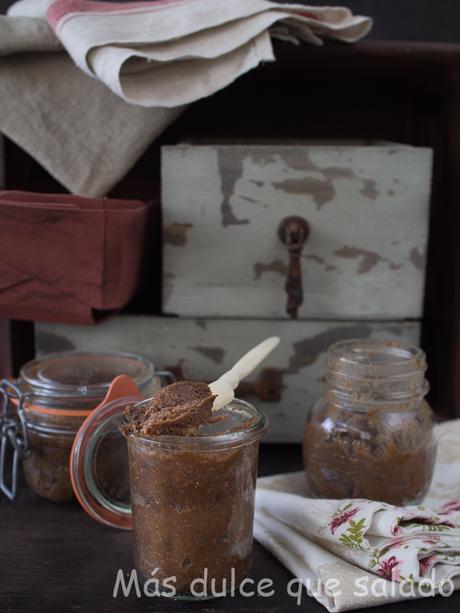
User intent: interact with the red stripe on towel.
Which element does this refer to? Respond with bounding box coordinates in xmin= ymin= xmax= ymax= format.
xmin=292 ymin=10 xmax=321 ymax=21
xmin=47 ymin=0 xmax=191 ymax=28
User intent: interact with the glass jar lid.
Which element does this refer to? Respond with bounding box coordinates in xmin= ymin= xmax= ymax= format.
xmin=21 ymin=351 xmax=155 ymax=404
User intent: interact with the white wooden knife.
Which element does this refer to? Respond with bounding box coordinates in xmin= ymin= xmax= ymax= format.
xmin=209 ymin=337 xmax=280 ymax=411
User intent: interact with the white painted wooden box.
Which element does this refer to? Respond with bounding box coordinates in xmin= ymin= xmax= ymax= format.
xmin=37 ymin=317 xmax=420 ymax=443
xmin=162 ymin=144 xmax=433 ymax=319
xmin=34 ymin=144 xmax=433 ymax=442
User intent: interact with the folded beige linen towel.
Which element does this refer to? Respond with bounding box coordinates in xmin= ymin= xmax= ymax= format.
xmin=0 ymin=4 xmax=184 ymax=195
xmin=42 ymin=0 xmax=372 ymax=107
xmin=0 ymin=15 xmax=59 ymax=54
xmin=1 ymin=0 xmax=371 ymax=195
xmin=0 ymin=39 xmax=182 ymax=195
xmin=255 ymin=419 xmax=460 ymax=611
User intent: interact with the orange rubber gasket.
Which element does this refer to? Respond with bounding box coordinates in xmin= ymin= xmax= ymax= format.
xmin=10 ymin=397 xmax=93 ymax=417
xmin=26 ymin=405 xmax=92 ymax=417
xmin=69 ymin=375 xmax=142 ymax=529
xmin=69 ymin=395 xmax=139 ymax=530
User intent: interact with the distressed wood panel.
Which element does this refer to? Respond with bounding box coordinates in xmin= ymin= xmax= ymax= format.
xmin=37 ymin=317 xmax=420 ymax=442
xmin=162 ymin=144 xmax=432 ymax=320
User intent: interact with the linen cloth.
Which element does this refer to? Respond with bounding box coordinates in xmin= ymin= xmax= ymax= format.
xmin=0 ymin=0 xmax=371 ymax=195
xmin=255 ymin=419 xmax=460 ymax=611
xmin=41 ymin=0 xmax=372 ymax=108
xmin=0 ymin=10 xmax=182 ymax=196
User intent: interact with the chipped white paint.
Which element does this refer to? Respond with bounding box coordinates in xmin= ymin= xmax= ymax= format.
xmin=37 ymin=317 xmax=420 ymax=442
xmin=162 ymin=144 xmax=432 ymax=319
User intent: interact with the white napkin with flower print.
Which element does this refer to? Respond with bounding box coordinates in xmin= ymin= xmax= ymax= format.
xmin=254 ymin=419 xmax=460 ymax=611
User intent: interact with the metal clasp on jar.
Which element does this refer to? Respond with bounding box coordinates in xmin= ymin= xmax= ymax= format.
xmin=0 ymin=380 xmax=31 ymax=501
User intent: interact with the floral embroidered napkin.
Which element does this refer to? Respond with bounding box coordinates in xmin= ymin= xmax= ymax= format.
xmin=254 ymin=419 xmax=460 ymax=611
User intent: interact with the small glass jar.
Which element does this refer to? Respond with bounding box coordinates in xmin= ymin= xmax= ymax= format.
xmin=0 ymin=352 xmax=162 ymax=502
xmin=303 ymin=339 xmax=437 ymax=506
xmin=122 ymin=398 xmax=267 ymax=600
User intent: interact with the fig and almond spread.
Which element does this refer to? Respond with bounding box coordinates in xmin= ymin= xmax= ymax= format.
xmin=22 ymin=428 xmax=75 ymax=503
xmin=23 ymin=417 xmax=130 ymax=504
xmin=122 ymin=381 xmax=261 ymax=596
xmin=303 ymin=399 xmax=436 ymax=506
xmin=122 ymin=381 xmax=220 ymax=436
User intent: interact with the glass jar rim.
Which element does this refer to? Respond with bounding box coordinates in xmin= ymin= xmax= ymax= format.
xmin=325 ymin=338 xmax=429 ymax=403
xmin=326 ymin=339 xmax=426 ymax=376
xmin=121 ymin=397 xmax=267 ymax=450
xmin=20 ymin=351 xmax=155 ymax=402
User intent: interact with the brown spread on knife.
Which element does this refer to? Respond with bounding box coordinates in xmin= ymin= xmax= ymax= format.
xmin=122 ymin=380 xmax=220 ymax=436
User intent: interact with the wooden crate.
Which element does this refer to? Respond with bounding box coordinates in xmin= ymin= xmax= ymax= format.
xmin=162 ymin=143 xmax=432 ymax=320
xmin=37 ymin=317 xmax=420 ymax=442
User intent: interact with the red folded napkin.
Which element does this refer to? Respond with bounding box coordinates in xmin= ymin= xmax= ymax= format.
xmin=0 ymin=191 xmax=151 ymax=324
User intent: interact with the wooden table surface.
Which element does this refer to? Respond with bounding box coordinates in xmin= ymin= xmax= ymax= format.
xmin=2 ymin=444 xmax=459 ymax=613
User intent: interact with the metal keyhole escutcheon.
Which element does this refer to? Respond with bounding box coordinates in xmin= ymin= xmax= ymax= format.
xmin=278 ymin=216 xmax=310 ymax=319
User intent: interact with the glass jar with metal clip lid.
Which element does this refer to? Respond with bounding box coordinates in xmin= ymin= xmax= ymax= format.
xmin=0 ymin=352 xmax=172 ymax=504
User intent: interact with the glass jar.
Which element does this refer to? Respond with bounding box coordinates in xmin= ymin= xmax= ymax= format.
xmin=0 ymin=352 xmax=166 ymax=503
xmin=122 ymin=398 xmax=267 ymax=599
xmin=303 ymin=339 xmax=437 ymax=506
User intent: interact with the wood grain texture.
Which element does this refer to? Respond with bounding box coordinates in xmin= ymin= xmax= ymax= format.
xmin=0 ymin=135 xmax=10 ymax=376
xmin=0 ymin=135 xmax=33 ymax=377
xmin=0 ymin=319 xmax=12 ymax=377
xmin=162 ymin=144 xmax=432 ymax=320
xmin=445 ymin=75 xmax=460 ymax=419
xmin=2 ymin=444 xmax=460 ymax=613
xmin=37 ymin=316 xmax=420 ymax=442
xmin=0 ymin=139 xmax=37 ymax=377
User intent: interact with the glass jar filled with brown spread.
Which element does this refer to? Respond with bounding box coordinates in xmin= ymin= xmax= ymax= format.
xmin=0 ymin=352 xmax=161 ymax=503
xmin=303 ymin=339 xmax=437 ymax=506
xmin=121 ymin=392 xmax=267 ymax=599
